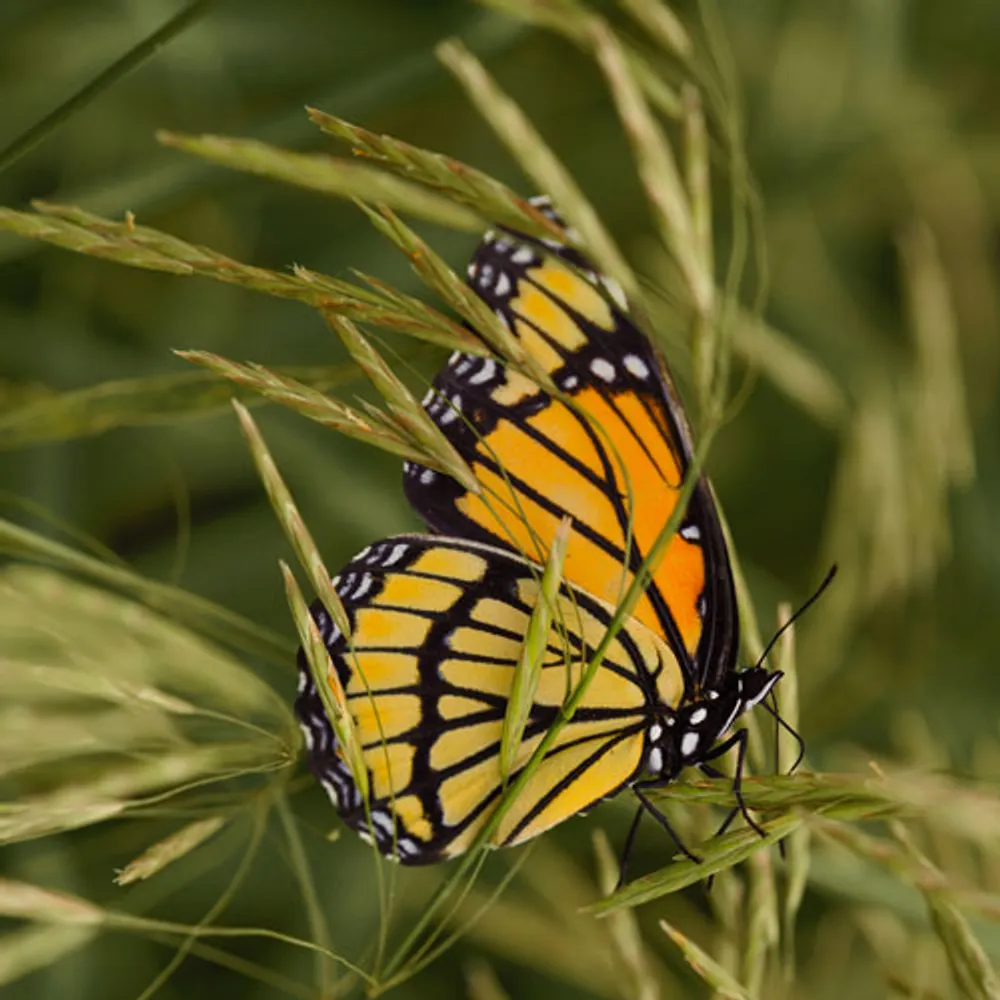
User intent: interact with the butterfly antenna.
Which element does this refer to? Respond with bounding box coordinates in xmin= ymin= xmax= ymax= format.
xmin=752 ymin=568 xmax=835 ymax=783
xmin=753 ymin=564 xmax=838 ymax=671
xmin=771 ymin=688 xmax=781 ymax=769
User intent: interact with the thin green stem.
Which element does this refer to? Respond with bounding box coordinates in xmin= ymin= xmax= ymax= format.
xmin=382 ymin=431 xmax=715 ymax=978
xmin=0 ymin=0 xmax=218 ymax=175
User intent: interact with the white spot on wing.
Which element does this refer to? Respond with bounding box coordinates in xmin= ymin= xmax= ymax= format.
xmin=623 ymin=354 xmax=650 ymax=380
xmin=382 ymin=543 xmax=408 ymax=567
xmin=298 ymin=720 xmax=315 ymax=750
xmin=438 ymin=393 xmax=462 ymax=426
xmin=395 ymin=837 xmax=418 ymax=858
xmin=689 ymin=707 xmax=707 ymax=725
xmin=494 ymin=271 xmax=512 ymax=297
xmin=681 ymin=732 xmax=700 ymax=757
xmin=320 ymin=778 xmax=340 ymax=807
xmin=352 ymin=573 xmax=373 ymax=602
xmin=590 ymin=357 xmax=615 ymax=383
xmin=648 ymin=747 xmax=663 ymax=773
xmin=371 ymin=811 xmax=395 ymax=836
xmin=420 ymin=468 xmax=436 ymax=485
xmin=680 ymin=525 xmax=701 ymax=542
xmin=649 ymin=724 xmax=662 ymax=741
xmin=468 ymin=358 xmax=497 ymax=386
xmin=511 ymin=246 xmax=535 ymax=266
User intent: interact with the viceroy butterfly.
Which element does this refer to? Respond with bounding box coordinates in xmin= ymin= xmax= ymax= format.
xmin=295 ymin=197 xmax=782 ymax=864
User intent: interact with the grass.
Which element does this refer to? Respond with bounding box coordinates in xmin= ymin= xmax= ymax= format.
xmin=0 ymin=1 xmax=998 ymax=998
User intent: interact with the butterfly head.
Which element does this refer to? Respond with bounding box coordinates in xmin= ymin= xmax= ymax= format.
xmin=646 ymin=667 xmax=783 ymax=778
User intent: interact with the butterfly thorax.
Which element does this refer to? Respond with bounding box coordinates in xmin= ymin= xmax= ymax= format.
xmin=643 ymin=667 xmax=782 ymax=780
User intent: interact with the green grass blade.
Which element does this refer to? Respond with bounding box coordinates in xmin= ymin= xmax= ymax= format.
xmin=179 ymin=351 xmax=429 ymax=467
xmin=282 ymin=561 xmax=368 ymax=803
xmin=589 ymin=815 xmax=802 ymax=915
xmin=233 ymin=401 xmax=350 ymax=638
xmin=0 ymin=0 xmax=217 ymax=175
xmin=114 ymin=817 xmax=227 ymax=886
xmin=354 ymin=202 xmax=538 ymax=378
xmin=619 ymin=0 xmax=693 ymax=58
xmin=478 ymin=0 xmax=683 ymax=116
xmin=157 ymin=131 xmax=481 ymax=230
xmin=500 ymin=516 xmax=571 ymax=780
xmin=0 ymin=205 xmax=477 ymax=352
xmin=591 ymin=19 xmax=711 ymax=328
xmin=593 ymin=830 xmax=661 ymax=1000
xmin=0 ymin=878 xmax=372 ymax=982
xmin=307 ymin=109 xmax=564 ymax=242
xmin=0 ymin=518 xmax=293 ymax=667
xmin=324 ymin=315 xmax=480 ymax=493
xmin=0 ymin=925 xmax=97 ymax=990
xmin=0 ymin=363 xmax=365 ymax=449
xmin=437 ymin=38 xmax=641 ymax=305
xmin=660 ymin=919 xmax=752 ymax=1000
xmin=276 ymin=795 xmax=336 ymax=999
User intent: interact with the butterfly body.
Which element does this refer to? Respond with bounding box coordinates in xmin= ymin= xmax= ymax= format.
xmin=295 ymin=198 xmax=778 ymax=864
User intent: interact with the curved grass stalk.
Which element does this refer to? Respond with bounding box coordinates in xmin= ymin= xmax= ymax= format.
xmin=381 ymin=430 xmax=715 ymax=979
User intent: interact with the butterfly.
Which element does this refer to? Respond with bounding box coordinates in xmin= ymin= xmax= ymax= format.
xmin=294 ymin=197 xmax=781 ymax=864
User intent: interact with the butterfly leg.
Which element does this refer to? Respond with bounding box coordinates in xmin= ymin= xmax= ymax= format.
xmin=698 ymin=762 xmax=741 ymax=842
xmin=632 ymin=781 xmax=702 ymax=864
xmin=701 ymin=728 xmax=767 ymax=839
xmin=614 ymin=804 xmax=646 ymax=891
xmin=693 ymin=762 xmax=739 ymax=893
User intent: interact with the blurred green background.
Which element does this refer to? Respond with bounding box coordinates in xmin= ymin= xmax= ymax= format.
xmin=1 ymin=1 xmax=998 ymax=997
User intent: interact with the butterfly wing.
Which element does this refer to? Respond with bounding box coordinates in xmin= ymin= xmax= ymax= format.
xmin=295 ymin=534 xmax=683 ymax=863
xmin=404 ymin=216 xmax=738 ymax=695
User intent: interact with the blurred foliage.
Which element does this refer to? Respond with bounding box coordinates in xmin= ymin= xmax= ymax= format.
xmin=1 ymin=0 xmax=999 ymax=998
